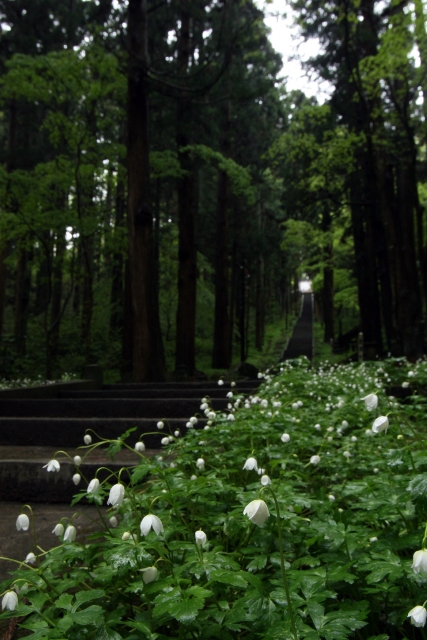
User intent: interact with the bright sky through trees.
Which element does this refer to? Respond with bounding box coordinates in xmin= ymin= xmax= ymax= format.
xmin=257 ymin=0 xmax=332 ymax=102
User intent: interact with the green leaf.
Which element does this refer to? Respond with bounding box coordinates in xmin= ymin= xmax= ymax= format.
xmin=307 ymin=601 xmax=325 ymax=630
xmin=167 ymin=598 xmax=205 ymax=624
xmin=92 ymin=624 xmax=123 ymax=639
xmin=73 ymin=589 xmax=105 ymax=611
xmin=210 ymin=570 xmax=248 ymax=588
xmin=71 ymin=604 xmax=104 ymax=625
xmin=55 ymin=594 xmax=73 ymax=611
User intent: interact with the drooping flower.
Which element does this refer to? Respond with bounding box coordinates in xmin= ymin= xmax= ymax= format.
xmin=372 ymin=416 xmax=389 ymax=434
xmin=64 ymin=525 xmax=76 ymax=542
xmin=243 ymin=499 xmax=270 ymax=526
xmin=281 ymin=433 xmax=290 ymax=443
xmin=16 ymin=514 xmax=29 ymax=532
xmin=74 ymin=455 xmax=82 ymax=466
xmin=25 ymin=552 xmax=36 ymax=565
xmin=161 ymin=437 xmax=169 ymax=446
xmin=87 ymin=478 xmax=100 ymax=495
xmin=109 ymin=516 xmax=118 ymax=528
xmin=310 ymin=455 xmax=321 ymax=465
xmin=52 ymin=523 xmax=64 ymax=537
xmin=72 ymin=473 xmax=81 ymax=486
xmin=328 ymin=494 xmax=335 ymax=501
xmin=408 ymin=605 xmax=427 ymax=627
xmin=134 ymin=441 xmax=145 ymax=452
xmin=122 ymin=531 xmax=131 ymax=541
xmin=142 ymin=566 xmax=159 ymax=584
xmin=2 ymin=591 xmax=18 ymax=611
xmin=243 ymin=457 xmax=258 ymax=472
xmin=157 ymin=421 xmax=164 ymax=430
xmin=227 ymin=414 xmax=235 ymax=421
xmin=140 ymin=514 xmax=164 ymax=536
xmin=196 ymin=458 xmax=205 ymax=471
xmin=343 ymin=451 xmax=351 ymax=459
xmin=43 ymin=459 xmax=60 ymax=472
xmin=260 ymin=475 xmax=271 ymax=486
xmin=84 ymin=434 xmax=92 ymax=445
xmin=108 ymin=484 xmax=125 ymax=507
xmin=195 ymin=530 xmax=207 ymax=546
xmin=362 ymin=393 xmax=378 ymax=411
xmin=412 ymin=550 xmax=427 ymax=574
xmin=189 ymin=416 xmax=198 ymax=425
xmin=218 ymin=379 xmax=224 ymax=386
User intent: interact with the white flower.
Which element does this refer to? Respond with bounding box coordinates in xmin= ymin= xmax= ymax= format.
xmin=260 ymin=475 xmax=271 ymax=486
xmin=341 ymin=420 xmax=348 ymax=428
xmin=157 ymin=421 xmax=164 ymax=430
xmin=140 ymin=514 xmax=164 ymax=536
xmin=343 ymin=451 xmax=351 ymax=458
xmin=25 ymin=552 xmax=36 ymax=565
xmin=402 ymin=381 xmax=410 ymax=388
xmin=16 ymin=514 xmax=29 ymax=532
xmin=227 ymin=414 xmax=235 ymax=421
xmin=52 ymin=523 xmax=64 ymax=536
xmin=190 ymin=474 xmax=197 ymax=480
xmin=372 ymin=416 xmax=389 ymax=433
xmin=310 ymin=455 xmax=321 ymax=465
xmin=200 ymin=403 xmax=208 ymax=410
xmin=108 ymin=484 xmax=125 ymax=507
xmin=87 ymin=478 xmax=100 ymax=495
xmin=408 ymin=605 xmax=427 ymax=627
xmin=281 ymin=433 xmax=290 ymax=443
xmin=408 ymin=370 xmax=415 ymax=377
xmin=362 ymin=393 xmax=378 ymax=411
xmin=231 ymin=381 xmax=236 ymax=387
xmin=243 ymin=457 xmax=258 ymax=471
xmin=174 ymin=430 xmax=180 ymax=437
xmin=243 ymin=499 xmax=270 ymax=526
xmin=84 ymin=434 xmax=92 ymax=445
xmin=196 ymin=458 xmax=205 ymax=471
xmin=186 ymin=421 xmax=193 ymax=428
xmin=190 ymin=416 xmax=198 ymax=425
xmin=207 ymin=411 xmax=216 ymax=420
xmin=64 ymin=525 xmax=76 ymax=542
xmin=292 ymin=402 xmax=298 ymax=409
xmin=226 ymin=392 xmax=233 ymax=398
xmin=2 ymin=591 xmax=18 ymax=611
xmin=218 ymin=379 xmax=224 ymax=386
xmin=74 ymin=455 xmax=82 ymax=466
xmin=369 ymin=536 xmax=378 ymax=542
xmin=314 ymin=424 xmax=321 ymax=430
xmin=142 ymin=566 xmax=159 ymax=584
xmin=161 ymin=437 xmax=169 ymax=445
xmin=328 ymin=494 xmax=335 ymax=501
xmin=72 ymin=473 xmax=81 ymax=486
xmin=327 ymin=427 xmax=334 ymax=433
xmin=135 ymin=441 xmax=145 ymax=452
xmin=195 ymin=530 xmax=207 ymax=546
xmin=109 ymin=516 xmax=118 ymax=528
xmin=43 ymin=459 xmax=60 ymax=472
xmin=122 ymin=531 xmax=131 ymax=540
xmin=412 ymin=549 xmax=427 ymax=574
xmin=351 ymin=436 xmax=357 ymax=442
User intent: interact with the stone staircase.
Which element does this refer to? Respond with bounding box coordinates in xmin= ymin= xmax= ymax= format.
xmin=0 ymin=378 xmax=260 ymax=502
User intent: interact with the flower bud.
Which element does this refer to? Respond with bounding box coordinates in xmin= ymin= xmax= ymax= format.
xmin=161 ymin=437 xmax=169 ymax=446
xmin=134 ymin=441 xmax=145 ymax=452
xmin=72 ymin=473 xmax=81 ymax=485
xmin=74 ymin=455 xmax=82 ymax=466
xmin=260 ymin=475 xmax=271 ymax=486
xmin=109 ymin=516 xmax=118 ymax=528
xmin=157 ymin=421 xmax=164 ymax=430
xmin=195 ymin=530 xmax=207 ymax=546
xmin=281 ymin=433 xmax=290 ymax=443
xmin=196 ymin=458 xmax=205 ymax=471
xmin=310 ymin=455 xmax=321 ymax=465
xmin=122 ymin=531 xmax=131 ymax=541
xmin=84 ymin=434 xmax=92 ymax=445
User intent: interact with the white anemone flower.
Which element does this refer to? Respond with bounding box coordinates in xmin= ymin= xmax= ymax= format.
xmin=25 ymin=553 xmax=36 ymax=565
xmin=72 ymin=473 xmax=81 ymax=486
xmin=196 ymin=458 xmax=205 ymax=471
xmin=134 ymin=441 xmax=145 ymax=452
xmin=2 ymin=591 xmax=18 ymax=611
xmin=16 ymin=514 xmax=29 ymax=532
xmin=243 ymin=457 xmax=258 ymax=471
xmin=87 ymin=478 xmax=100 ymax=495
xmin=281 ymin=433 xmax=290 ymax=443
xmin=84 ymin=434 xmax=92 ymax=445
xmin=161 ymin=437 xmax=169 ymax=445
xmin=372 ymin=416 xmax=389 ymax=433
xmin=43 ymin=459 xmax=60 ymax=472
xmin=310 ymin=455 xmax=321 ymax=465
xmin=142 ymin=566 xmax=159 ymax=584
xmin=140 ymin=514 xmax=164 ymax=536
xmin=362 ymin=393 xmax=378 ymax=411
xmin=260 ymin=475 xmax=271 ymax=486
xmin=408 ymin=605 xmax=427 ymax=627
xmin=64 ymin=525 xmax=77 ymax=542
xmin=195 ymin=530 xmax=207 ymax=546
xmin=109 ymin=516 xmax=118 ymax=528
xmin=243 ymin=499 xmax=270 ymax=526
xmin=412 ymin=549 xmax=427 ymax=574
xmin=74 ymin=455 xmax=82 ymax=466
xmin=107 ymin=484 xmax=125 ymax=507
xmin=52 ymin=523 xmax=64 ymax=537
xmin=157 ymin=421 xmax=164 ymax=430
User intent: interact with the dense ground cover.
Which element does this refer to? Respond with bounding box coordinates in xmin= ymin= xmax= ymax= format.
xmin=2 ymin=357 xmax=427 ymax=639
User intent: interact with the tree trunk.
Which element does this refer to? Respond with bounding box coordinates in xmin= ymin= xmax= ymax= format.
xmin=127 ymin=0 xmax=166 ymax=381
xmin=212 ymin=168 xmax=230 ymax=367
xmin=175 ymin=7 xmax=197 ymax=377
xmin=0 ymin=241 xmax=8 ymax=337
xmin=255 ymin=254 xmax=264 ymax=350
xmin=14 ymin=245 xmax=31 ymax=356
xmin=46 ymin=230 xmax=66 ymax=378
xmin=110 ymin=168 xmax=125 ymax=336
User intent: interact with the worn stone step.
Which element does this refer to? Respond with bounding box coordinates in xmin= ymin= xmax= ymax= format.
xmin=0 ymin=417 xmax=204 ymax=447
xmin=0 ymin=445 xmax=161 ymax=503
xmin=0 ymin=397 xmax=228 ymax=418
xmin=59 ymin=388 xmax=234 ymax=399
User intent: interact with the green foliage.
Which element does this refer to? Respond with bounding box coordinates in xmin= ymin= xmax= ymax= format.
xmin=3 ymin=358 xmax=427 ymax=637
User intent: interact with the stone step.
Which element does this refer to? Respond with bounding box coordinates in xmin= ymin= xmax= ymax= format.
xmin=0 ymin=445 xmax=161 ymax=503
xmin=59 ymin=388 xmax=234 ymax=399
xmin=0 ymin=397 xmax=228 ymax=418
xmin=0 ymin=417 xmax=203 ymax=447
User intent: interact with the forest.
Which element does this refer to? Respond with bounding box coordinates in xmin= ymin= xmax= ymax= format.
xmin=0 ymin=0 xmax=426 ymax=382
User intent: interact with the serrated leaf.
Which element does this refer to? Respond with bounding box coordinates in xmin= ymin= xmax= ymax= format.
xmin=307 ymin=601 xmax=325 ymax=630
xmin=73 ymin=589 xmax=105 ymax=610
xmin=55 ymin=593 xmax=73 ymax=610
xmin=168 ymin=597 xmax=205 ymax=624
xmin=71 ymin=604 xmax=104 ymax=625
xmin=210 ymin=570 xmax=248 ymax=588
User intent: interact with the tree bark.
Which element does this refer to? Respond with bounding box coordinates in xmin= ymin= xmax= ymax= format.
xmin=127 ymin=0 xmax=166 ymax=381
xmin=212 ymin=168 xmax=230 ymax=367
